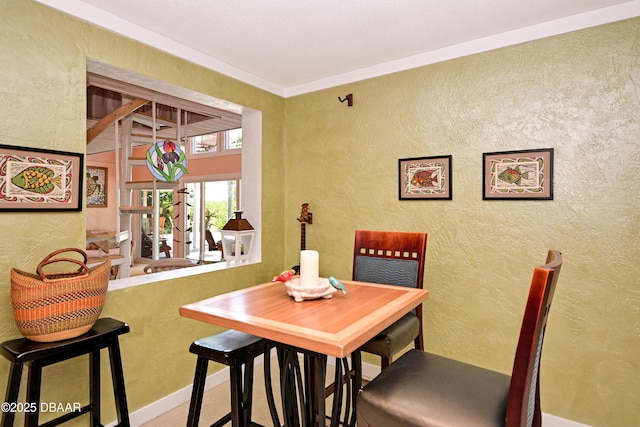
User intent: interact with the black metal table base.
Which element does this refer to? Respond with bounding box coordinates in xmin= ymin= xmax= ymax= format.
xmin=264 ymin=343 xmax=361 ymax=427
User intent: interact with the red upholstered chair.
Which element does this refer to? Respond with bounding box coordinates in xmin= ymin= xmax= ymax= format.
xmin=353 ymin=230 xmax=428 ymax=370
xmin=357 ymin=250 xmax=563 ymax=427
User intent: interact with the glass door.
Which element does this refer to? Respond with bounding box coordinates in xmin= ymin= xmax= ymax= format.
xmin=185 ymin=180 xmax=238 ymax=263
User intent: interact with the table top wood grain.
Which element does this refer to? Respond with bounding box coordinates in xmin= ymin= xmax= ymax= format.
xmin=180 ymin=279 xmax=429 ymax=358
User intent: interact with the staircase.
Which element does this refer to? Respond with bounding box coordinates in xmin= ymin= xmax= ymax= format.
xmin=116 ymin=107 xmax=180 ymax=277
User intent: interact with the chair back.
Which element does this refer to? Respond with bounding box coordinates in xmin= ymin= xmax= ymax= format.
xmin=352 ymin=230 xmax=427 ymax=290
xmin=506 ymin=250 xmax=563 ymax=427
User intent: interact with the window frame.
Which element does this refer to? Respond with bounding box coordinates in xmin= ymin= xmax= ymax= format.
xmin=187 ymin=128 xmax=243 ymax=158
xmin=87 ymin=61 xmax=262 ymax=290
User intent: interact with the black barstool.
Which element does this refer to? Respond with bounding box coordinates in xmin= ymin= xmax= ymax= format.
xmin=0 ymin=318 xmax=130 ymax=427
xmin=187 ymin=330 xmax=267 ymax=427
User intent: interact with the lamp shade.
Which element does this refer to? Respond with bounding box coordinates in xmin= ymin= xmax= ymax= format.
xmin=222 ymin=211 xmax=254 ymax=231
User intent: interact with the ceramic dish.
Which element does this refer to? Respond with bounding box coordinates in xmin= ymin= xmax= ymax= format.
xmin=285 ymin=277 xmax=337 ymax=302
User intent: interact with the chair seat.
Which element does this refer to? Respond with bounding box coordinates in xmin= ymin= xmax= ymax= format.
xmin=357 ymin=349 xmax=511 ymax=427
xmin=189 ymin=330 xmax=266 ymax=364
xmin=1 ymin=318 xmax=129 ymax=364
xmin=359 ymin=313 xmax=419 ymax=358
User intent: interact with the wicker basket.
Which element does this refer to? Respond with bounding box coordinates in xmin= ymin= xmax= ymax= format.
xmin=10 ymin=248 xmax=110 ymax=342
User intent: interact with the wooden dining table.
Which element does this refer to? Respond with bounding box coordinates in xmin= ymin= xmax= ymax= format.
xmin=180 ymin=279 xmax=429 ymax=427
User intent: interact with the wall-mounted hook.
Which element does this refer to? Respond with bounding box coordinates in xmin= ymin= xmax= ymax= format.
xmin=338 ymin=94 xmax=353 ymax=107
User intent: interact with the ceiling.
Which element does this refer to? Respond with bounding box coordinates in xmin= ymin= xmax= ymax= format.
xmin=37 ymin=0 xmax=639 ymax=97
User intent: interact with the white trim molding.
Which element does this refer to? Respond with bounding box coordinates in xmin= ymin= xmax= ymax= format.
xmin=34 ymin=0 xmax=640 ymax=98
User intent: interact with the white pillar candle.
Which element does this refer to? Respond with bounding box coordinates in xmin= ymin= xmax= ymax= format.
xmin=300 ymin=250 xmax=319 ymax=288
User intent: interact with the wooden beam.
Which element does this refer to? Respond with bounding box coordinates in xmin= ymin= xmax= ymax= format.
xmin=86 ymin=98 xmax=149 ymax=144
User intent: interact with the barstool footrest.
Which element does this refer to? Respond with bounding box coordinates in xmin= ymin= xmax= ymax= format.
xmin=38 ymin=404 xmax=92 ymax=427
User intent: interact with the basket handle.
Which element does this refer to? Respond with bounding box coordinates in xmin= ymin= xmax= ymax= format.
xmin=37 ymin=248 xmax=90 ymax=281
xmin=40 ymin=248 xmax=88 ymax=265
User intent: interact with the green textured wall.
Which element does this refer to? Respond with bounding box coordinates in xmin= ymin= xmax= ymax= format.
xmin=1 ymin=1 xmax=638 ymax=426
xmin=283 ymin=19 xmax=640 ymax=427
xmin=0 ymin=0 xmax=284 ymax=425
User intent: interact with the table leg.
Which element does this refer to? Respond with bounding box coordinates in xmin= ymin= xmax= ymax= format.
xmin=328 ymin=358 xmax=347 ymax=427
xmin=267 ymin=343 xmax=359 ymax=427
xmin=277 ymin=347 xmax=303 ymax=426
xmin=348 ymin=351 xmax=362 ymax=427
xmin=305 ymin=354 xmax=327 ymax=427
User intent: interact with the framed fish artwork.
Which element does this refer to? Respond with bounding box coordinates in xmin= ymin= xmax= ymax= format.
xmin=399 ymin=155 xmax=452 ymax=200
xmin=0 ymin=144 xmax=84 ymax=211
xmin=483 ymin=148 xmax=554 ymax=200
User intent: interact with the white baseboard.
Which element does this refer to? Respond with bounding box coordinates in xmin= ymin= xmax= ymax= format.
xmin=107 ymin=355 xmax=590 ymax=427
xmin=542 ymin=413 xmax=592 ymax=427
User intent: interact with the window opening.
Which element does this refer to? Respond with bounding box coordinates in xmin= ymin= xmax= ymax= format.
xmin=190 ymin=128 xmax=242 ymax=155
xmin=86 ymin=63 xmax=261 ymax=286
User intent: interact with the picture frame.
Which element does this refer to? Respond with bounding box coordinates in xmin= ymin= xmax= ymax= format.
xmin=0 ymin=144 xmax=84 ymax=211
xmin=86 ymin=166 xmax=108 ymax=207
xmin=483 ymin=148 xmax=553 ymax=200
xmin=399 ymin=155 xmax=452 ymax=200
